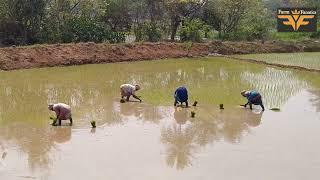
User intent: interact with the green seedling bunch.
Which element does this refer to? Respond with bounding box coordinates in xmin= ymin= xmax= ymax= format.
xmin=50 ymin=116 xmax=57 ymax=126
xmin=91 ymin=120 xmax=96 ymax=128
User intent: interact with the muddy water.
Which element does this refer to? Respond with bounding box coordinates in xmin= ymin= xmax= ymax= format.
xmin=0 ymin=57 xmax=319 ymax=180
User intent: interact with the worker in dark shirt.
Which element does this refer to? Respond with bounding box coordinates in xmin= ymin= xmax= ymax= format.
xmin=174 ymin=86 xmax=189 ymax=107
xmin=241 ymin=90 xmax=265 ymax=111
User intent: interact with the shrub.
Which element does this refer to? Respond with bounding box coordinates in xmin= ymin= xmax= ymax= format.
xmin=223 ymin=5 xmax=272 ymax=41
xmin=144 ymin=22 xmax=162 ymax=42
xmin=270 ymin=31 xmax=311 ymax=41
xmin=107 ymin=32 xmax=126 ymax=43
xmin=310 ymin=24 xmax=320 ymax=39
xmin=50 ymin=17 xmax=126 ymax=44
xmin=134 ymin=22 xmax=162 ymax=42
xmin=179 ymin=19 xmax=206 ymax=42
xmin=0 ymin=20 xmax=25 ymax=45
xmin=310 ymin=31 xmax=320 ymax=39
xmin=61 ymin=17 xmax=108 ymax=43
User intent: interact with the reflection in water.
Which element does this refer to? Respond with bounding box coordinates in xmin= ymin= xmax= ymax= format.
xmin=162 ymin=123 xmax=195 ymax=170
xmin=0 ymin=125 xmax=71 ymax=172
xmin=90 ymin=128 xmax=96 ymax=134
xmin=0 ymin=143 xmax=6 ymax=171
xmin=115 ymin=101 xmax=163 ymax=124
xmin=0 ymin=57 xmax=318 ymax=174
xmin=161 ymin=106 xmax=262 ymax=169
xmin=173 ymin=107 xmax=188 ymax=126
xmin=309 ymin=90 xmax=320 ymax=113
xmin=0 ymin=124 xmax=52 ymax=171
xmin=50 ymin=126 xmax=72 ymax=144
xmin=161 ymin=107 xmax=194 ymax=170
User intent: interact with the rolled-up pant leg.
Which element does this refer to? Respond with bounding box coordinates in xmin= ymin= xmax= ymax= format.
xmin=252 ymin=97 xmax=264 ymax=110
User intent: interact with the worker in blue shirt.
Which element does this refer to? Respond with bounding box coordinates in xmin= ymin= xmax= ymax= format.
xmin=174 ymin=86 xmax=189 ymax=107
xmin=241 ymin=90 xmax=265 ymax=111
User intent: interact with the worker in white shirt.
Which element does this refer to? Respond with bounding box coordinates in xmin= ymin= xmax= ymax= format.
xmin=48 ymin=103 xmax=73 ymax=126
xmin=120 ymin=84 xmax=142 ymax=102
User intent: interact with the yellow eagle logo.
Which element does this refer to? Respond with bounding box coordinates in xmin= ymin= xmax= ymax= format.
xmin=278 ymin=9 xmax=315 ymax=31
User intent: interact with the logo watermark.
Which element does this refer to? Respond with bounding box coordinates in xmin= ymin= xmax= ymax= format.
xmin=277 ymin=8 xmax=317 ymax=32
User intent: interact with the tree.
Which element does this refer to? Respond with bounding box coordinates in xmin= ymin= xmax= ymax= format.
xmin=179 ymin=18 xmax=207 ymax=42
xmin=102 ymin=0 xmax=133 ymax=31
xmin=203 ymin=0 xmax=254 ymax=39
xmin=165 ymin=0 xmax=207 ymax=41
xmin=0 ymin=0 xmax=46 ymax=45
xmin=228 ymin=0 xmax=272 ymax=40
xmin=41 ymin=0 xmax=108 ymax=43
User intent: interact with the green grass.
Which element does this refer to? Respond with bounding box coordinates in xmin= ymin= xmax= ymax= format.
xmin=235 ymin=52 xmax=320 ymax=70
xmin=270 ymin=31 xmax=311 ymax=42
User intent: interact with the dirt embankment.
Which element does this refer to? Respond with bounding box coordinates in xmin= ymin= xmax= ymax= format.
xmin=0 ymin=40 xmax=319 ymax=71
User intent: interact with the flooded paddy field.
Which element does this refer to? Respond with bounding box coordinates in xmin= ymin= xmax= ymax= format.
xmin=0 ymin=56 xmax=319 ymax=180
xmin=235 ymin=52 xmax=320 ymax=71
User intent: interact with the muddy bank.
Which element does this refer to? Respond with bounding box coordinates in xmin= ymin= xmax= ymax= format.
xmin=0 ymin=40 xmax=319 ymax=70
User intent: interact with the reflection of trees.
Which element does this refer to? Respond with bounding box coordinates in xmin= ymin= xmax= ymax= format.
xmin=161 ymin=124 xmax=195 ymax=170
xmin=161 ymin=106 xmax=262 ymax=170
xmin=0 ymin=124 xmax=71 ymax=171
xmin=115 ymin=101 xmax=163 ymax=124
xmin=161 ymin=108 xmax=195 ymax=170
xmin=2 ymin=125 xmax=52 ymax=170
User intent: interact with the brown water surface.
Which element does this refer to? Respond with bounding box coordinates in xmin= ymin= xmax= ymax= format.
xmin=0 ymin=57 xmax=319 ymax=180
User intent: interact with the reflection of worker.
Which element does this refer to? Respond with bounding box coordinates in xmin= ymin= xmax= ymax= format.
xmin=51 ymin=127 xmax=72 ymax=144
xmin=119 ymin=102 xmax=141 ymax=117
xmin=174 ymin=86 xmax=189 ymax=107
xmin=0 ymin=144 xmax=6 ymax=169
xmin=241 ymin=90 xmax=265 ymax=111
xmin=120 ymin=84 xmax=142 ymax=102
xmin=174 ymin=107 xmax=187 ymax=125
xmin=244 ymin=111 xmax=262 ymax=127
xmin=48 ymin=103 xmax=73 ymax=126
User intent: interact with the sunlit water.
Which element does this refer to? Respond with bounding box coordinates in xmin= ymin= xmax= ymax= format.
xmin=0 ymin=57 xmax=319 ymax=180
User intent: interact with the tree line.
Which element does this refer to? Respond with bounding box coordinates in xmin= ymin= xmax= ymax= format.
xmin=0 ymin=0 xmax=319 ymax=46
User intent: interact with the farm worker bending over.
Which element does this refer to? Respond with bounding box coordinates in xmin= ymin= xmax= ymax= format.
xmin=120 ymin=84 xmax=142 ymax=102
xmin=48 ymin=103 xmax=73 ymax=126
xmin=174 ymin=86 xmax=189 ymax=107
xmin=241 ymin=90 xmax=265 ymax=111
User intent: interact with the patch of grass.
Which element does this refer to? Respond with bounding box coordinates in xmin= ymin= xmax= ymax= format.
xmin=235 ymin=52 xmax=320 ymax=70
xmin=270 ymin=32 xmax=311 ymax=42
